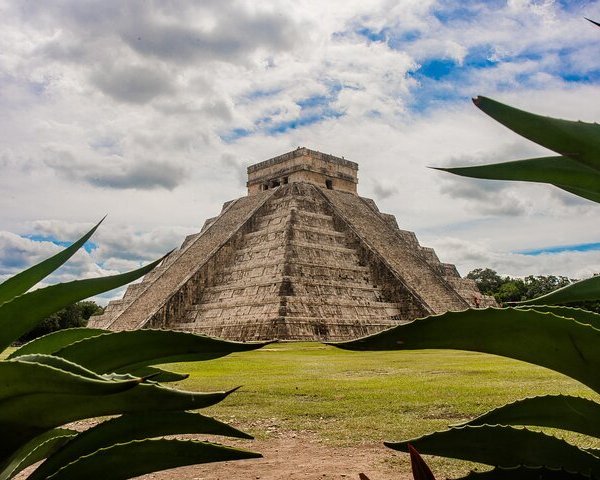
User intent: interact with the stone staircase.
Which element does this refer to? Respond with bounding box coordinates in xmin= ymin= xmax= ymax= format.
xmin=319 ymin=188 xmax=472 ymax=313
xmin=174 ymin=183 xmax=404 ymax=340
xmin=92 ymin=180 xmax=495 ymax=340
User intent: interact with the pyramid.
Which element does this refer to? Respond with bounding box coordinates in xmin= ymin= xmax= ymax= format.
xmin=89 ymin=148 xmax=496 ymax=341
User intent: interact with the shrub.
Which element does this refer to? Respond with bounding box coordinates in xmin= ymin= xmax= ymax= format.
xmin=0 ymin=220 xmax=265 ymax=479
xmin=334 ymin=97 xmax=600 ymax=479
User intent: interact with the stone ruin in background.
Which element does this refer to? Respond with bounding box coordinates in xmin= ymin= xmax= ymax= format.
xmin=90 ymin=147 xmax=496 ymax=341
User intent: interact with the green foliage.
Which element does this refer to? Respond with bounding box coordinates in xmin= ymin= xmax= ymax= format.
xmin=436 ymin=96 xmax=600 ymax=203
xmin=0 ymin=222 xmax=266 ymax=479
xmin=465 ymin=268 xmax=504 ymax=295
xmin=18 ymin=301 xmax=103 ymax=343
xmin=334 ymin=96 xmax=600 ymax=478
xmin=467 ymin=268 xmax=576 ymax=305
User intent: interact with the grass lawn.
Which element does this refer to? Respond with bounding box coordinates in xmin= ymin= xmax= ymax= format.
xmin=165 ymin=341 xmax=599 ymax=476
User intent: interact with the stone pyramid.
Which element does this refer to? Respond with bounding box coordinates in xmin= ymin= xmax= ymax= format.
xmin=90 ymin=148 xmax=496 ymax=341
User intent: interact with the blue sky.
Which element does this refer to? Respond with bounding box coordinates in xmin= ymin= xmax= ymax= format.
xmin=0 ymin=0 xmax=599 ymax=299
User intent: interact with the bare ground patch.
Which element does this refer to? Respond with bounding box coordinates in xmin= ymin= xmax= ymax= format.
xmin=136 ymin=432 xmax=410 ymax=480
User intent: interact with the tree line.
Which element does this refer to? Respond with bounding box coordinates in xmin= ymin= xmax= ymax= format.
xmin=18 ymin=300 xmax=103 ymax=343
xmin=467 ymin=268 xmax=600 ymax=312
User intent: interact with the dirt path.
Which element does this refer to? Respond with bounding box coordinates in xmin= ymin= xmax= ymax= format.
xmin=138 ymin=434 xmax=411 ymax=480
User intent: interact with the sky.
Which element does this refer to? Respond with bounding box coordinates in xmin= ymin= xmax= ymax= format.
xmin=1 ymin=0 xmax=600 ymax=303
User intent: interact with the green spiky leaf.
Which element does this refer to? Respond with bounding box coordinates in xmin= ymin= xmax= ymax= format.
xmin=0 ymin=360 xmax=141 ymax=401
xmin=53 ymin=329 xmax=269 ymax=373
xmin=9 ymin=354 xmax=127 ymax=382
xmin=515 ymin=305 xmax=600 ymax=329
xmin=45 ymin=439 xmax=261 ymax=480
xmin=454 ymin=394 xmax=600 ymax=438
xmin=0 ymin=256 xmax=166 ymax=353
xmin=0 ymin=220 xmax=103 ymax=306
xmin=0 ymin=429 xmax=76 ymax=480
xmin=436 ymin=155 xmax=600 ymax=204
xmin=332 ymin=308 xmax=600 ymax=393
xmin=0 ymin=381 xmax=237 ymax=459
xmin=456 ymin=466 xmax=593 ymax=479
xmin=8 ymin=328 xmax=108 ymax=359
xmin=472 ymin=96 xmax=600 ymax=171
xmin=385 ymin=425 xmax=600 ymax=477
xmin=128 ymin=366 xmax=189 ymax=383
xmin=30 ymin=412 xmax=252 ymax=480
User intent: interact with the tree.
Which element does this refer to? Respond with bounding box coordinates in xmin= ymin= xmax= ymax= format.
xmin=18 ymin=300 xmax=103 ymax=342
xmin=466 ymin=268 xmax=504 ymax=295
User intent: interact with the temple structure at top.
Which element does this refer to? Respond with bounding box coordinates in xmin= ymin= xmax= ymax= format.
xmin=247 ymin=148 xmax=358 ymax=195
xmin=90 ymin=147 xmax=496 ymax=341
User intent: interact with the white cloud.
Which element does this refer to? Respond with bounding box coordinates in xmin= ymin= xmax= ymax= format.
xmin=1 ymin=0 xmax=599 ymax=293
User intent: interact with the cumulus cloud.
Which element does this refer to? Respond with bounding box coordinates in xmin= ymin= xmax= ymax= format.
xmin=43 ymin=148 xmax=188 ymax=190
xmin=90 ymin=63 xmax=174 ymax=104
xmin=1 ymin=0 xmax=599 ymax=289
xmin=427 ymin=235 xmax=600 ymax=280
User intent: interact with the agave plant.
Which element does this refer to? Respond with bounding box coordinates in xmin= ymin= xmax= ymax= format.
xmin=0 ymin=220 xmax=265 ymax=479
xmin=334 ymin=97 xmax=600 ymax=479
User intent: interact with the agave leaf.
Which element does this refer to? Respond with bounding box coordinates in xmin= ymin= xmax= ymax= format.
xmin=0 ymin=220 xmax=103 ymax=307
xmin=10 ymin=354 xmax=122 ymax=382
xmin=332 ymin=308 xmax=600 ymax=393
xmin=46 ymin=438 xmax=260 ymax=480
xmin=586 ymin=448 xmax=600 ymax=458
xmin=516 ymin=305 xmax=600 ymax=329
xmin=0 ymin=384 xmax=238 ymax=459
xmin=0 ymin=429 xmax=76 ymax=480
xmin=0 ymin=361 xmax=140 ymax=401
xmin=30 ymin=412 xmax=252 ymax=480
xmin=585 ymin=17 xmax=600 ymax=28
xmin=516 ymin=276 xmax=600 ymax=306
xmin=560 ymin=184 xmax=600 ymax=203
xmin=128 ymin=366 xmax=189 ymax=383
xmin=0 ymin=256 xmax=166 ymax=353
xmin=408 ymin=444 xmax=436 ymax=480
xmin=385 ymin=425 xmax=600 ymax=477
xmin=453 ymin=394 xmax=600 ymax=438
xmin=472 ymin=96 xmax=600 ymax=171
xmin=8 ymin=328 xmax=108 ymax=359
xmin=456 ymin=466 xmax=593 ymax=479
xmin=54 ymin=329 xmax=270 ymax=374
xmin=436 ymin=156 xmax=600 ymax=204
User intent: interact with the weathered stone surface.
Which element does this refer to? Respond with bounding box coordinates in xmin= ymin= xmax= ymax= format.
xmin=90 ymin=148 xmax=496 ymax=340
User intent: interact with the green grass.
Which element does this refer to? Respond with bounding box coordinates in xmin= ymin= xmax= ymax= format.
xmin=165 ymin=342 xmax=599 ymax=476
xmin=5 ymin=342 xmax=598 ymax=476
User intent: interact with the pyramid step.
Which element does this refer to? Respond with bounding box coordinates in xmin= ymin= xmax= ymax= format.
xmin=242 ymin=229 xmax=287 ymax=248
xmin=198 ymin=278 xmax=384 ymax=302
xmin=288 ymin=240 xmax=355 ymax=255
xmin=189 ymin=295 xmax=398 ymax=312
xmin=279 ymin=316 xmax=404 ymax=341
xmin=185 ymin=300 xmax=281 ymax=322
xmin=291 ymin=210 xmax=335 ymax=229
xmin=287 ymin=243 xmax=360 ymax=263
xmin=233 ymin=246 xmax=286 ymax=263
xmin=321 ymin=188 xmax=470 ymax=313
xmin=253 ymin=212 xmax=291 ymax=230
xmin=293 ymin=225 xmax=344 ymax=237
xmin=244 ymin=225 xmax=287 ymax=239
xmin=235 ymin=239 xmax=286 ymax=255
xmin=283 ymin=295 xmax=397 ymax=308
xmin=221 ymin=256 xmax=287 ymax=274
xmin=283 ymin=302 xmax=401 ymax=320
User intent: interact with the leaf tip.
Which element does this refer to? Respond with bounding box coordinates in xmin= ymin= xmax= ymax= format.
xmin=226 ymin=385 xmax=243 ymax=396
xmin=408 ymin=444 xmax=437 ymax=480
xmin=585 ymin=17 xmax=600 ymax=27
